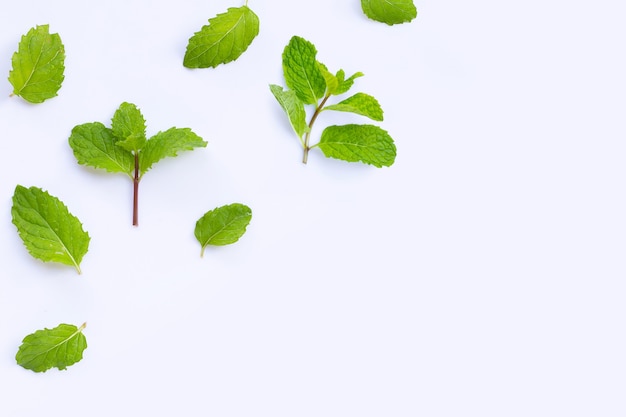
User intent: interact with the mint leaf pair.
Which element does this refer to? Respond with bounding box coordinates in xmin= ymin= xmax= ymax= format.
xmin=361 ymin=0 xmax=418 ymax=25
xmin=184 ymin=4 xmax=259 ymax=68
xmin=270 ymin=36 xmax=396 ymax=167
xmin=69 ymin=102 xmax=207 ymax=226
xmin=16 ymin=323 xmax=87 ymax=372
xmin=8 ymin=24 xmax=65 ymax=103
xmin=11 ymin=185 xmax=90 ymax=274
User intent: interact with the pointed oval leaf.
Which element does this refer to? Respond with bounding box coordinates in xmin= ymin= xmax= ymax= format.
xmin=195 ymin=203 xmax=252 ymax=257
xmin=69 ymin=122 xmax=134 ymax=177
xmin=324 ymin=93 xmax=384 ymax=121
xmin=16 ymin=323 xmax=87 ymax=372
xmin=8 ymin=25 xmax=65 ymax=103
xmin=361 ymin=0 xmax=418 ymax=25
xmin=111 ymin=102 xmax=147 ymax=152
xmin=282 ymin=36 xmax=326 ymax=104
xmin=139 ymin=127 xmax=207 ymax=175
xmin=269 ymin=84 xmax=309 ymax=139
xmin=318 ymin=124 xmax=396 ymax=167
xmin=11 ymin=186 xmax=90 ymax=274
xmin=184 ymin=6 xmax=260 ymax=68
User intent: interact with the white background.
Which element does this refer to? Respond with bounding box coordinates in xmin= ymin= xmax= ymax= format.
xmin=1 ymin=0 xmax=625 ymax=415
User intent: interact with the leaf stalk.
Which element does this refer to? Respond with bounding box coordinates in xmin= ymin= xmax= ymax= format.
xmin=303 ymin=94 xmax=330 ymax=164
xmin=133 ymin=153 xmax=139 ymax=226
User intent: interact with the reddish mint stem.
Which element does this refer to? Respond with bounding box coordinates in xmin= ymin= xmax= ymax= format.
xmin=133 ymin=153 xmax=139 ymax=226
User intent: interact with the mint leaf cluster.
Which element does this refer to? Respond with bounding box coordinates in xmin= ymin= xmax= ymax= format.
xmin=270 ymin=36 xmax=396 ymax=167
xmin=68 ymin=102 xmax=207 ymax=226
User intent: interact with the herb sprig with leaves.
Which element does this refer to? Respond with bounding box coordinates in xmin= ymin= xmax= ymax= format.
xmin=270 ymin=36 xmax=396 ymax=167
xmin=69 ymin=102 xmax=207 ymax=226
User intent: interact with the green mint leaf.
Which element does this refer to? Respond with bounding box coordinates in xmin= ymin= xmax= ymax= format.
xmin=111 ymin=102 xmax=147 ymax=152
xmin=335 ymin=70 xmax=364 ymax=95
xmin=269 ymin=84 xmax=309 ymax=139
xmin=317 ymin=62 xmax=339 ymax=96
xmin=68 ymin=122 xmax=134 ymax=177
xmin=8 ymin=25 xmax=65 ymax=103
xmin=318 ymin=124 xmax=396 ymax=167
xmin=11 ymin=186 xmax=90 ymax=274
xmin=139 ymin=127 xmax=207 ymax=175
xmin=361 ymin=0 xmax=418 ymax=25
xmin=324 ymin=93 xmax=384 ymax=121
xmin=282 ymin=36 xmax=326 ymax=104
xmin=16 ymin=323 xmax=87 ymax=372
xmin=195 ymin=203 xmax=252 ymax=257
xmin=183 ymin=6 xmax=260 ymax=68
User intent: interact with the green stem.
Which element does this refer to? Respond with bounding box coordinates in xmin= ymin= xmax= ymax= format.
xmin=303 ymin=94 xmax=330 ymax=164
xmin=133 ymin=153 xmax=139 ymax=226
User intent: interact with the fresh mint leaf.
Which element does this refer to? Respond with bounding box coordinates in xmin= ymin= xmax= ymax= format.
xmin=195 ymin=203 xmax=252 ymax=257
xmin=69 ymin=103 xmax=207 ymax=226
xmin=282 ymin=36 xmax=326 ymax=105
xmin=184 ymin=5 xmax=260 ymax=68
xmin=111 ymin=102 xmax=147 ymax=152
xmin=269 ymin=84 xmax=309 ymax=139
xmin=139 ymin=127 xmax=207 ymax=175
xmin=317 ymin=62 xmax=340 ymax=96
xmin=317 ymin=124 xmax=397 ymax=167
xmin=324 ymin=93 xmax=384 ymax=121
xmin=8 ymin=25 xmax=65 ymax=103
xmin=335 ymin=70 xmax=364 ymax=95
xmin=16 ymin=323 xmax=87 ymax=372
xmin=11 ymin=185 xmax=90 ymax=274
xmin=361 ymin=0 xmax=418 ymax=25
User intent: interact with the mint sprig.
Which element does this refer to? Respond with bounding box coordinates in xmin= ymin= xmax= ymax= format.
xmin=270 ymin=36 xmax=397 ymax=167
xmin=69 ymin=102 xmax=207 ymax=226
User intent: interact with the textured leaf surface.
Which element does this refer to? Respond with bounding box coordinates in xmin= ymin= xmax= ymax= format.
xmin=184 ymin=6 xmax=259 ymax=68
xmin=111 ymin=102 xmax=147 ymax=152
xmin=8 ymin=25 xmax=65 ymax=103
xmin=361 ymin=0 xmax=418 ymax=25
xmin=16 ymin=323 xmax=87 ymax=372
xmin=282 ymin=36 xmax=326 ymax=104
xmin=11 ymin=186 xmax=90 ymax=273
xmin=325 ymin=93 xmax=384 ymax=121
xmin=335 ymin=71 xmax=364 ymax=95
xmin=195 ymin=203 xmax=252 ymax=257
xmin=139 ymin=127 xmax=207 ymax=175
xmin=318 ymin=124 xmax=396 ymax=167
xmin=269 ymin=84 xmax=309 ymax=138
xmin=68 ymin=122 xmax=134 ymax=177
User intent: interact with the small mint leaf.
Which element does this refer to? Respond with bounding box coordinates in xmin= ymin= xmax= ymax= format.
xmin=317 ymin=62 xmax=339 ymax=96
xmin=269 ymin=84 xmax=309 ymax=139
xmin=324 ymin=93 xmax=384 ymax=121
xmin=16 ymin=323 xmax=87 ymax=372
xmin=195 ymin=203 xmax=252 ymax=257
xmin=334 ymin=71 xmax=364 ymax=95
xmin=282 ymin=36 xmax=326 ymax=104
xmin=361 ymin=0 xmax=418 ymax=25
xmin=111 ymin=102 xmax=147 ymax=152
xmin=318 ymin=124 xmax=396 ymax=167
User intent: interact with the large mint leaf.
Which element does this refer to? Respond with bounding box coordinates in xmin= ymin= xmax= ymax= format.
xmin=195 ymin=203 xmax=252 ymax=257
xmin=318 ymin=124 xmax=396 ymax=167
xmin=11 ymin=186 xmax=90 ymax=274
xmin=8 ymin=25 xmax=65 ymax=103
xmin=69 ymin=122 xmax=134 ymax=177
xmin=16 ymin=323 xmax=87 ymax=372
xmin=269 ymin=84 xmax=309 ymax=139
xmin=282 ymin=36 xmax=326 ymax=105
xmin=361 ymin=0 xmax=418 ymax=25
xmin=111 ymin=102 xmax=147 ymax=152
xmin=139 ymin=127 xmax=207 ymax=175
xmin=183 ymin=6 xmax=259 ymax=68
xmin=324 ymin=93 xmax=384 ymax=121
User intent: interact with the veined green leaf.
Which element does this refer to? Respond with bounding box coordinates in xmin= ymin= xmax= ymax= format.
xmin=324 ymin=93 xmax=384 ymax=121
xmin=111 ymin=102 xmax=147 ymax=152
xmin=318 ymin=124 xmax=396 ymax=167
xmin=184 ymin=6 xmax=260 ymax=68
xmin=139 ymin=127 xmax=207 ymax=175
xmin=317 ymin=62 xmax=339 ymax=96
xmin=361 ymin=0 xmax=418 ymax=25
xmin=335 ymin=70 xmax=364 ymax=95
xmin=269 ymin=84 xmax=309 ymax=139
xmin=16 ymin=323 xmax=87 ymax=372
xmin=282 ymin=36 xmax=326 ymax=105
xmin=195 ymin=203 xmax=252 ymax=257
xmin=11 ymin=186 xmax=90 ymax=274
xmin=68 ymin=122 xmax=134 ymax=177
xmin=8 ymin=25 xmax=65 ymax=103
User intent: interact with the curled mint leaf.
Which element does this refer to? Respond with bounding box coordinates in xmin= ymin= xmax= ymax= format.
xmin=16 ymin=323 xmax=87 ymax=372
xmin=183 ymin=5 xmax=260 ymax=68
xmin=195 ymin=203 xmax=252 ymax=257
xmin=361 ymin=0 xmax=418 ymax=25
xmin=317 ymin=124 xmax=396 ymax=167
xmin=324 ymin=92 xmax=384 ymax=121
xmin=269 ymin=84 xmax=309 ymax=139
xmin=11 ymin=185 xmax=90 ymax=274
xmin=8 ymin=24 xmax=65 ymax=103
